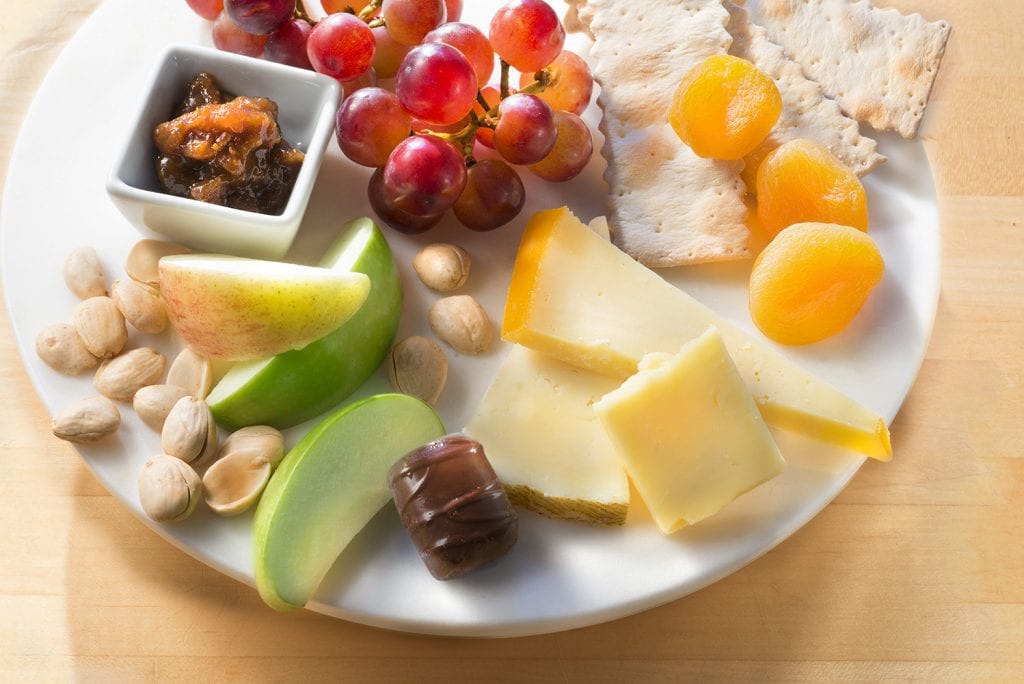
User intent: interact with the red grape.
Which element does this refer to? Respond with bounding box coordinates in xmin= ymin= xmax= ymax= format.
xmin=519 ymin=50 xmax=593 ymax=115
xmin=444 ymin=0 xmax=462 ymax=21
xmin=489 ymin=0 xmax=565 ymax=73
xmin=336 ymin=87 xmax=411 ymax=167
xmin=396 ymin=43 xmax=477 ymax=126
xmin=224 ymin=0 xmax=294 ymax=36
xmin=212 ymin=12 xmax=267 ymax=56
xmin=265 ymin=18 xmax=314 ymax=69
xmin=494 ymin=93 xmax=556 ymax=165
xmin=307 ymin=12 xmax=376 ymax=81
xmin=472 ymin=84 xmax=505 ymax=148
xmin=423 ymin=22 xmax=494 ymax=89
xmin=454 ymin=160 xmax=525 ymax=231
xmin=340 ymin=67 xmax=378 ymax=97
xmin=383 ymin=134 xmax=467 ymax=216
xmin=382 ymin=0 xmax=446 ymax=47
xmin=368 ymin=167 xmax=445 ymax=234
xmin=371 ymin=25 xmax=412 ymax=79
xmin=186 ymin=0 xmax=224 ymax=21
xmin=529 ymin=111 xmax=592 ymax=181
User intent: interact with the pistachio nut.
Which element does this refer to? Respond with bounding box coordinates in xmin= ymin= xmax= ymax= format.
xmin=93 ymin=347 xmax=166 ymax=402
xmin=161 ymin=396 xmax=217 ymax=466
xmin=62 ymin=246 xmax=107 ymax=299
xmin=111 ymin=279 xmax=167 ymax=334
xmin=51 ymin=395 xmax=121 ymax=443
xmin=73 ymin=296 xmax=127 ymax=359
xmin=387 ymin=336 xmax=448 ymax=405
xmin=428 ymin=295 xmax=494 ymax=355
xmin=201 ymin=426 xmax=284 ymax=515
xmin=166 ymin=348 xmax=213 ymax=399
xmin=133 ymin=383 xmax=190 ymax=432
xmin=125 ymin=239 xmax=190 ymax=289
xmin=35 ymin=323 xmax=99 ymax=375
xmin=412 ymin=243 xmax=471 ymax=292
xmin=138 ymin=455 xmax=202 ymax=522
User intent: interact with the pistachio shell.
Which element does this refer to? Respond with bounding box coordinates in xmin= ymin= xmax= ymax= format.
xmin=412 ymin=243 xmax=471 ymax=292
xmin=428 ymin=295 xmax=494 ymax=355
xmin=215 ymin=425 xmax=285 ymax=468
xmin=202 ymin=449 xmax=273 ymax=516
xmin=387 ymin=336 xmax=448 ymax=405
xmin=125 ymin=239 xmax=190 ymax=289
xmin=166 ymin=348 xmax=213 ymax=399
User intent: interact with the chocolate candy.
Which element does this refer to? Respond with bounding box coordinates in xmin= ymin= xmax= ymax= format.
xmin=388 ymin=433 xmax=518 ymax=580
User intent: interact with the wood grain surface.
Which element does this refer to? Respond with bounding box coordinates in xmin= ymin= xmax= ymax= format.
xmin=2 ymin=1 xmax=1022 ymax=681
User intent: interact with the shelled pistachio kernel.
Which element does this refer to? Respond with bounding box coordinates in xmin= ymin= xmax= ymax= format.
xmin=133 ymin=384 xmax=190 ymax=432
xmin=413 ymin=243 xmax=471 ymax=292
xmin=138 ymin=455 xmax=202 ymax=522
xmin=161 ymin=396 xmax=217 ymax=466
xmin=51 ymin=395 xmax=121 ymax=443
xmin=62 ymin=246 xmax=107 ymax=299
xmin=73 ymin=296 xmax=127 ymax=359
xmin=35 ymin=323 xmax=99 ymax=375
xmin=93 ymin=347 xmax=166 ymax=402
xmin=202 ymin=426 xmax=285 ymax=516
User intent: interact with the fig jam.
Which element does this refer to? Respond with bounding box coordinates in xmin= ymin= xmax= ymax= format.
xmin=153 ymin=72 xmax=303 ymax=215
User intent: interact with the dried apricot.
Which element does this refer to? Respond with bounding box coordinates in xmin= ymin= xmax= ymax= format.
xmin=748 ymin=222 xmax=884 ymax=345
xmin=669 ymin=55 xmax=781 ymax=160
xmin=755 ymin=139 xmax=867 ymax=240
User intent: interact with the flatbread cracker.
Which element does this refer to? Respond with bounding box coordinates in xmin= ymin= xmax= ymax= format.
xmin=585 ymin=0 xmax=750 ymax=267
xmin=725 ymin=1 xmax=885 ymax=179
xmin=742 ymin=0 xmax=951 ymax=139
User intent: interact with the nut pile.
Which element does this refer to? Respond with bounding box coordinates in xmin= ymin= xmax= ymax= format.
xmin=387 ymin=242 xmax=494 ymax=406
xmin=39 ymin=240 xmax=285 ymax=523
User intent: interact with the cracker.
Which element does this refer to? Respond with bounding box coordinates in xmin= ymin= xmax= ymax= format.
xmin=563 ymin=0 xmax=595 ymax=39
xmin=585 ymin=0 xmax=750 ymax=267
xmin=725 ymin=1 xmax=886 ymax=178
xmin=742 ymin=0 xmax=951 ymax=139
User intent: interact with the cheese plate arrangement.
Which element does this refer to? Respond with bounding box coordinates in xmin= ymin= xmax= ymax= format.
xmin=1 ymin=0 xmax=947 ymax=636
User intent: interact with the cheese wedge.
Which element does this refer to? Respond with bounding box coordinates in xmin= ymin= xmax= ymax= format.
xmin=595 ymin=328 xmax=785 ymax=532
xmin=503 ymin=207 xmax=892 ymax=460
xmin=464 ymin=345 xmax=629 ymax=525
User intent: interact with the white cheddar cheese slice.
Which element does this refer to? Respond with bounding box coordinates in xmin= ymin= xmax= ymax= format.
xmin=503 ymin=207 xmax=892 ymax=460
xmin=594 ymin=328 xmax=785 ymax=533
xmin=464 ymin=345 xmax=629 ymax=525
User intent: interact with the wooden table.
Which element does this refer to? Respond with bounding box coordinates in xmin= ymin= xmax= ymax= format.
xmin=2 ymin=1 xmax=1021 ymax=680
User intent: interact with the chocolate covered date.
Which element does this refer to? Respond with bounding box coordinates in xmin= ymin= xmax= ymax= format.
xmin=388 ymin=434 xmax=518 ymax=580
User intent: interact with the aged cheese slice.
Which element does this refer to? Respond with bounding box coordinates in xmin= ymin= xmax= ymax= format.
xmin=594 ymin=328 xmax=785 ymax=533
xmin=503 ymin=207 xmax=892 ymax=460
xmin=464 ymin=345 xmax=629 ymax=526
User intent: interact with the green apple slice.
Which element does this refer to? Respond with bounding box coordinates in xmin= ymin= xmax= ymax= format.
xmin=207 ymin=217 xmax=402 ymax=429
xmin=160 ymin=255 xmax=370 ymax=362
xmin=253 ymin=393 xmax=444 ymax=611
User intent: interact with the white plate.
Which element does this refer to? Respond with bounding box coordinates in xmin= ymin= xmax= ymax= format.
xmin=1 ymin=0 xmax=940 ymax=637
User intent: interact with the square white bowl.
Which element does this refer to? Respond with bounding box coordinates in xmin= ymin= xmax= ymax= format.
xmin=106 ymin=44 xmax=342 ymax=260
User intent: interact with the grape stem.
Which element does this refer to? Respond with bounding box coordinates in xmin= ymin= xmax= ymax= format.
xmin=293 ymin=1 xmax=313 ymax=24
xmin=499 ymin=60 xmax=511 ymax=100
xmin=358 ymin=0 xmax=383 ymax=22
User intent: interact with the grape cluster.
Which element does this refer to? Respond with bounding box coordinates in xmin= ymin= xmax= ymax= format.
xmin=186 ymin=0 xmax=595 ymax=233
